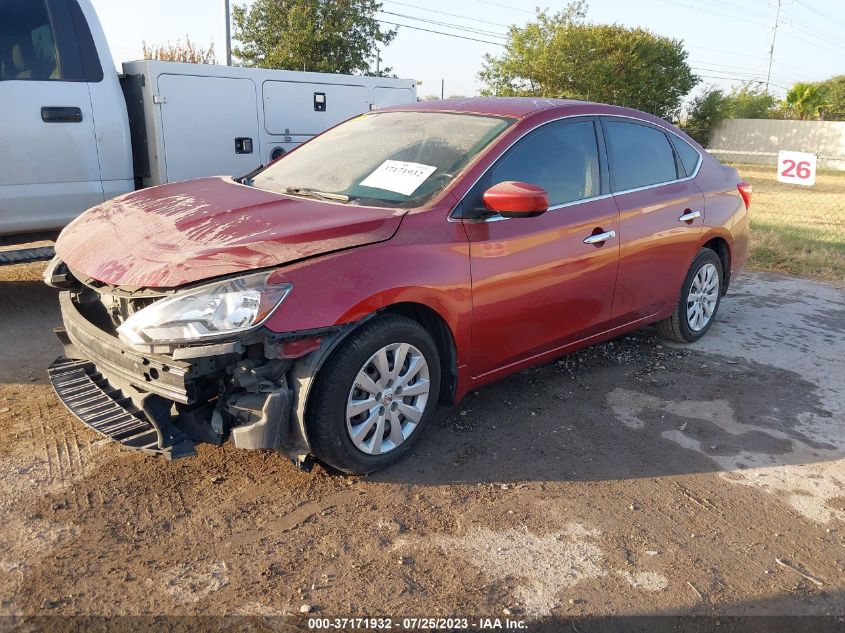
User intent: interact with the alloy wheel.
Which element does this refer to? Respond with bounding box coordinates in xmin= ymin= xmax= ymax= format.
xmin=686 ymin=262 xmax=720 ymax=331
xmin=345 ymin=343 xmax=430 ymax=455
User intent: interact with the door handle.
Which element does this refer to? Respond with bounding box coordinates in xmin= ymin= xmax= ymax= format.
xmin=583 ymin=230 xmax=616 ymax=245
xmin=678 ymin=209 xmax=701 ymax=222
xmin=41 ymin=106 xmax=83 ymax=123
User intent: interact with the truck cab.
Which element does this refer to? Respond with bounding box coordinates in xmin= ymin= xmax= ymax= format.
xmin=0 ymin=0 xmax=133 ymax=240
xmin=0 ymin=0 xmax=417 ymax=247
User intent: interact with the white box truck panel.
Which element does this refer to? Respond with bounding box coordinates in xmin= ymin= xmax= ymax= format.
xmin=263 ymin=81 xmax=369 ymax=136
xmin=157 ymin=74 xmax=261 ymax=183
xmin=373 ymin=87 xmax=415 ymax=108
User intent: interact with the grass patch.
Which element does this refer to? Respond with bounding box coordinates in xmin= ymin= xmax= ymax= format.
xmin=728 ymin=163 xmax=845 ymax=282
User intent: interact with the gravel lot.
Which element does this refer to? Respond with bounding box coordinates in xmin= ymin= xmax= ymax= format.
xmin=0 ymin=261 xmax=843 ymax=629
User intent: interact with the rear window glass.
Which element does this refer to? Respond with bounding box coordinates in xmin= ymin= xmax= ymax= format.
xmin=673 ymin=136 xmax=701 ymax=177
xmin=605 ymin=121 xmax=679 ymax=192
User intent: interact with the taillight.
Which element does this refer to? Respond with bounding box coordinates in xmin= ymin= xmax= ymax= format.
xmin=737 ymin=181 xmax=752 ymax=209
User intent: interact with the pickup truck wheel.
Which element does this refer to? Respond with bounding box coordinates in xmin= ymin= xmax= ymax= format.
xmin=657 ymin=248 xmax=723 ymax=343
xmin=307 ymin=314 xmax=441 ymax=474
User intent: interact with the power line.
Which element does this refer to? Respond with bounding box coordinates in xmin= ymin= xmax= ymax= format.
xmin=378 ymin=19 xmax=505 ymax=46
xmin=383 ymin=0 xmax=512 ymax=29
xmin=686 ymin=44 xmax=767 ymax=60
xmin=780 ymin=17 xmax=845 ymax=53
xmin=697 ymin=0 xmax=772 ymax=21
xmin=470 ymin=0 xmax=535 ymax=15
xmin=696 ymin=74 xmax=788 ymax=91
xmin=794 ymin=0 xmax=845 ymax=29
xmin=378 ymin=10 xmax=507 ymax=40
xmin=660 ymin=0 xmax=771 ymax=26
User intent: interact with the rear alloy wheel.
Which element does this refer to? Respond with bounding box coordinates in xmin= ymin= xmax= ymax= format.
xmin=307 ymin=314 xmax=441 ymax=474
xmin=657 ymin=248 xmax=724 ymax=343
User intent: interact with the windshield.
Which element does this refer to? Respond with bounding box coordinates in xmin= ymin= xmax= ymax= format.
xmin=249 ymin=111 xmax=514 ymax=208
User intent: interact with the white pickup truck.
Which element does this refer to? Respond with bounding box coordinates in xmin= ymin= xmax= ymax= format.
xmin=0 ymin=0 xmax=416 ymax=259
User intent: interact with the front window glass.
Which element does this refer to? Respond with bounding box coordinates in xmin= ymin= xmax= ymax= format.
xmin=250 ymin=111 xmax=513 ymax=208
xmin=490 ymin=120 xmax=601 ymax=206
xmin=0 ymin=0 xmax=60 ymax=81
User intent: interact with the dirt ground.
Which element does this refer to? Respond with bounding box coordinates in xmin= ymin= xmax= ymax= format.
xmin=0 ymin=261 xmax=843 ymax=630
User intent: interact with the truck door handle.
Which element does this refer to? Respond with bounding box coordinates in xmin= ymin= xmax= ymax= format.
xmin=41 ymin=107 xmax=83 ymax=123
xmin=678 ymin=210 xmax=701 ymax=222
xmin=583 ymin=230 xmax=616 ymax=245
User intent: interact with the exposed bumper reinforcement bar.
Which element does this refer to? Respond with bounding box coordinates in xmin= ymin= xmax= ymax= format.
xmin=48 ymin=357 xmax=196 ymax=460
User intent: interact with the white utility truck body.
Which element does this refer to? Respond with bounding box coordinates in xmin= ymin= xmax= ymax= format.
xmin=0 ymin=0 xmax=416 ymax=245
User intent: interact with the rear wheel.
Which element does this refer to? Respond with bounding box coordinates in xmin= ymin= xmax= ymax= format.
xmin=657 ymin=248 xmax=723 ymax=343
xmin=307 ymin=314 xmax=441 ymax=474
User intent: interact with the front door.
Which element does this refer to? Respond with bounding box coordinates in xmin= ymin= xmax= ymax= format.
xmin=0 ymin=0 xmax=103 ymax=235
xmin=462 ymin=118 xmax=620 ymax=379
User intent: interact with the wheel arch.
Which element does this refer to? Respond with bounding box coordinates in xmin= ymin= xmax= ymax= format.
xmin=377 ymin=302 xmax=458 ymax=403
xmin=699 ymin=233 xmax=732 ymax=294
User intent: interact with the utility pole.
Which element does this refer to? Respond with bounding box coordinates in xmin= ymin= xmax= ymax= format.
xmin=441 ymin=78 xmax=444 ymax=99
xmin=765 ymin=0 xmax=782 ymax=93
xmin=224 ymin=0 xmax=232 ymax=66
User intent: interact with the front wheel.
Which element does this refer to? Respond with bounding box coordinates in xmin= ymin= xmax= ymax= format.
xmin=657 ymin=248 xmax=723 ymax=343
xmin=306 ymin=314 xmax=441 ymax=474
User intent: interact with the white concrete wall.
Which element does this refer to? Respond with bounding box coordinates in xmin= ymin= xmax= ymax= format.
xmin=708 ymin=119 xmax=845 ymax=171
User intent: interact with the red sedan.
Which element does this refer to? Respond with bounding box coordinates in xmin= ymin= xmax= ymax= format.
xmin=45 ymin=97 xmax=751 ymax=473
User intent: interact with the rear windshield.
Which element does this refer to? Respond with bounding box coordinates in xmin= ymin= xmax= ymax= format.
xmin=250 ymin=111 xmax=514 ymax=208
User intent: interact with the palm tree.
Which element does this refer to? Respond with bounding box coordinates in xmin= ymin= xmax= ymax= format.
xmin=783 ymin=82 xmax=828 ymax=120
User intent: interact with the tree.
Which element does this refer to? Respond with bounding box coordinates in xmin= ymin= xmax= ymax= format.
xmin=819 ymin=75 xmax=845 ymax=120
xmin=232 ymin=0 xmax=396 ymax=75
xmin=783 ymin=82 xmax=828 ymax=120
xmin=479 ymin=3 xmax=698 ymax=120
xmin=142 ymin=36 xmax=216 ymax=64
xmin=724 ymin=83 xmax=775 ymax=119
xmin=683 ymin=87 xmax=726 ymax=146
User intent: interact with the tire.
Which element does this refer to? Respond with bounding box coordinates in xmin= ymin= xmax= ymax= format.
xmin=306 ymin=314 xmax=441 ymax=474
xmin=657 ymin=248 xmax=724 ymax=343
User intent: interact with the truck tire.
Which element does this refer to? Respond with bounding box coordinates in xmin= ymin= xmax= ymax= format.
xmin=657 ymin=248 xmax=724 ymax=343
xmin=306 ymin=314 xmax=441 ymax=474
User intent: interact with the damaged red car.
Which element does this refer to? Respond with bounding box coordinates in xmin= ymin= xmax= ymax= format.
xmin=44 ymin=98 xmax=750 ymax=473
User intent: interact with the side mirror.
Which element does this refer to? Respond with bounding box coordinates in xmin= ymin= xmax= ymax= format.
xmin=482 ymin=181 xmax=549 ymax=218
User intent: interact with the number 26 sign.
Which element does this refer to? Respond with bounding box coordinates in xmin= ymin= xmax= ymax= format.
xmin=777 ymin=150 xmax=816 ymax=186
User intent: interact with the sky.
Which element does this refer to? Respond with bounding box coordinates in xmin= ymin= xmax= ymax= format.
xmin=90 ymin=0 xmax=845 ymax=102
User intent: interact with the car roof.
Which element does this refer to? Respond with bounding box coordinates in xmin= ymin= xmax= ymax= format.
xmin=377 ymin=97 xmax=694 ymax=144
xmin=378 ymin=96 xmax=676 ymax=125
xmin=380 ymin=96 xmax=589 ymax=118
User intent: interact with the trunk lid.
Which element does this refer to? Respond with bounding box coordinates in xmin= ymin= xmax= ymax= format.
xmin=55 ymin=177 xmax=405 ymax=288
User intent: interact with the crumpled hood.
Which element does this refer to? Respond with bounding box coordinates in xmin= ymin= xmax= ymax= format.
xmin=55 ymin=177 xmax=405 ymax=288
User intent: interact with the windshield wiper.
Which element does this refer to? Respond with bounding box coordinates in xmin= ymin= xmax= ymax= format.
xmin=283 ymin=187 xmax=350 ymax=203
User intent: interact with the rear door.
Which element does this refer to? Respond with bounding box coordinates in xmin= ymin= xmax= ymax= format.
xmin=463 ymin=118 xmax=620 ymax=378
xmin=157 ymin=74 xmax=262 ymax=182
xmin=0 ymin=0 xmax=103 ymax=235
xmin=602 ymin=117 xmax=705 ymax=326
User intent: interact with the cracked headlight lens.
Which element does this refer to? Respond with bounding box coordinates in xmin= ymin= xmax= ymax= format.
xmin=117 ymin=272 xmax=291 ymax=347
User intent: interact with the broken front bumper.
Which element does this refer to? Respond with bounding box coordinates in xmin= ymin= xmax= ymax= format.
xmin=49 ymin=291 xmax=304 ymax=461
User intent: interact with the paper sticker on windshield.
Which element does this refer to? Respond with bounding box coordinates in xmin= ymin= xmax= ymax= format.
xmin=360 ymin=160 xmax=437 ymax=196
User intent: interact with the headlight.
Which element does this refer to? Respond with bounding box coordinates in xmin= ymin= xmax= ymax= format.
xmin=117 ymin=272 xmax=292 ymax=347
